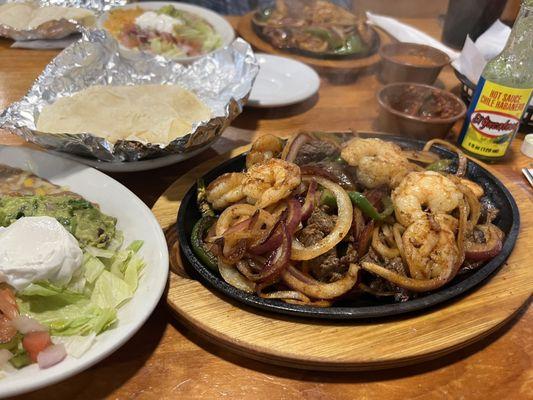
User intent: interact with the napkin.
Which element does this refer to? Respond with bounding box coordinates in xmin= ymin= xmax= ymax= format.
xmin=365 ymin=11 xmax=459 ymax=60
xmin=451 ymin=20 xmax=511 ymax=84
xmin=10 ymin=34 xmax=79 ymax=49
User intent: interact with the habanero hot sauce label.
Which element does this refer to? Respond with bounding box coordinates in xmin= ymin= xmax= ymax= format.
xmin=459 ymin=78 xmax=533 ymax=157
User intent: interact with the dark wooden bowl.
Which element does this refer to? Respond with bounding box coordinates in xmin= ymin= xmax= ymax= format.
xmin=377 ymin=83 xmax=466 ymax=140
xmin=379 ymin=42 xmax=450 ymax=85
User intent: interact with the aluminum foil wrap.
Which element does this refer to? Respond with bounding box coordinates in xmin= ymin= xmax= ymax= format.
xmin=0 ymin=29 xmax=259 ymax=162
xmin=0 ymin=0 xmax=127 ymax=41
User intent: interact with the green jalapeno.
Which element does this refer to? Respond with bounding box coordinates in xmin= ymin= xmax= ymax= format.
xmin=191 ymin=216 xmax=218 ymax=271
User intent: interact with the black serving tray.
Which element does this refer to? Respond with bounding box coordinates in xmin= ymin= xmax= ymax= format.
xmin=177 ymin=135 xmax=519 ymax=320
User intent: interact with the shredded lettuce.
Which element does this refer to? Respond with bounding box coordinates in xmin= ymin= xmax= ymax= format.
xmin=82 ymin=253 xmax=106 ymax=284
xmin=106 ymin=230 xmax=124 ymax=252
xmin=18 ymin=299 xmax=116 ymax=336
xmin=19 ymin=282 xmax=85 ymax=303
xmin=124 ymin=256 xmax=145 ymax=292
xmin=85 ymin=246 xmax=115 ymax=259
xmin=146 ymin=5 xmax=222 ymax=56
xmin=15 ymin=236 xmax=144 ymax=339
xmin=91 ymin=270 xmax=132 ymax=309
xmin=52 ymin=333 xmax=96 ymax=358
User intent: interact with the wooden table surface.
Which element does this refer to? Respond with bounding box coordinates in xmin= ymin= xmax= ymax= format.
xmin=1 ymin=13 xmax=532 ymax=400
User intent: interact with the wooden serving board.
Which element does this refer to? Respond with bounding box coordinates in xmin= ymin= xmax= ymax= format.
xmin=237 ymin=12 xmax=390 ymax=71
xmin=154 ymin=146 xmax=532 ymax=371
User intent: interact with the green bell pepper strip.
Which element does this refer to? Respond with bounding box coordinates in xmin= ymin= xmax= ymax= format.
xmin=334 ymin=34 xmax=367 ymax=55
xmin=191 ymin=216 xmax=218 ymax=271
xmin=426 ymin=159 xmax=453 ymax=172
xmin=304 ymin=27 xmax=343 ymax=49
xmin=197 ymin=179 xmax=215 ymax=217
xmin=320 ymin=189 xmax=393 ymax=221
xmin=9 ymin=351 xmax=31 ymax=369
xmin=320 ymin=189 xmax=337 ymax=209
xmin=348 ymin=192 xmax=393 ymax=221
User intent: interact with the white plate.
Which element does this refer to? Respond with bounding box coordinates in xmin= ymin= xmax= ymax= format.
xmin=97 ymin=1 xmax=235 ymax=63
xmin=49 ymin=141 xmax=214 ymax=172
xmin=247 ymin=54 xmax=320 ymax=108
xmin=0 ymin=146 xmax=169 ymax=398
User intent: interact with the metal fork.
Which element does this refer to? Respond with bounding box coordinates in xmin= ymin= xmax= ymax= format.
xmin=522 ymin=164 xmax=533 ymax=187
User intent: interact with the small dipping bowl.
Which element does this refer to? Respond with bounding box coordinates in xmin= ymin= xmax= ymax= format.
xmin=379 ymin=43 xmax=450 ymax=85
xmin=377 ymin=82 xmax=466 ymax=140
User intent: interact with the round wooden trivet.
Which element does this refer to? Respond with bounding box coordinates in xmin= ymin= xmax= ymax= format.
xmin=236 ymin=12 xmax=390 ymax=71
xmin=155 ymin=146 xmax=532 ymax=371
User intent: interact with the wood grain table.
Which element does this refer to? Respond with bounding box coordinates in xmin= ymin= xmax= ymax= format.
xmin=0 ymin=13 xmax=532 ymax=400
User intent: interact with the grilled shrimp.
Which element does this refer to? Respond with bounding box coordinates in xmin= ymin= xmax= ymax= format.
xmin=392 ymin=171 xmax=464 ymax=227
xmin=206 ymin=172 xmax=247 ymax=210
xmin=243 ymin=158 xmax=301 ymax=208
xmin=246 ymin=134 xmax=285 ymax=169
xmin=403 ymin=216 xmax=460 ymax=281
xmin=340 ymin=137 xmax=412 ymax=188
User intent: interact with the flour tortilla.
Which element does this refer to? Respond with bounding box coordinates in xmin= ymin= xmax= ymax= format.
xmin=36 ymin=85 xmax=212 ymax=145
xmin=0 ymin=3 xmax=95 ymax=30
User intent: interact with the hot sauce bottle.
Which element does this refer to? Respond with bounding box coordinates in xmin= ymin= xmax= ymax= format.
xmin=458 ymin=0 xmax=533 ymax=162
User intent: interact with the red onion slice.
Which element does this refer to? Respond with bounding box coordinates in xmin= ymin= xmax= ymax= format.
xmin=282 ymin=133 xmax=311 ymax=163
xmin=465 ymin=239 xmax=503 ymax=261
xmin=12 ymin=315 xmax=48 ymax=334
xmin=37 ymin=344 xmax=67 ymax=369
xmin=356 ymin=220 xmax=374 ymax=257
xmin=250 ymin=222 xmax=292 ymax=287
xmin=464 ymin=224 xmax=504 ymax=262
xmin=0 ymin=349 xmax=13 ymax=366
xmin=250 ymin=200 xmax=301 ymax=255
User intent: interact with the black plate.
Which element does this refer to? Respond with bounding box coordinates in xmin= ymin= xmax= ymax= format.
xmin=177 ymin=136 xmax=520 ymax=320
xmin=251 ymin=11 xmax=381 ymax=61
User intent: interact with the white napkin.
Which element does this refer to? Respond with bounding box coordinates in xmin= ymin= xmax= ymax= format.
xmin=10 ymin=34 xmax=79 ymax=49
xmin=366 ymin=11 xmax=459 ymax=60
xmin=451 ymin=20 xmax=511 ymax=84
xmin=452 ymin=37 xmax=486 ymax=83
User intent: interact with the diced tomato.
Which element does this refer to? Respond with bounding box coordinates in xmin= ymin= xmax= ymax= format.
xmin=22 ymin=331 xmax=52 ymax=362
xmin=0 ymin=288 xmax=19 ymax=320
xmin=0 ymin=315 xmax=16 ymax=344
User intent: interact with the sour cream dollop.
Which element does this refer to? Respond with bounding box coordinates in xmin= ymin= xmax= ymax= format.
xmin=0 ymin=216 xmax=83 ymax=291
xmin=135 ymin=11 xmax=182 ymax=34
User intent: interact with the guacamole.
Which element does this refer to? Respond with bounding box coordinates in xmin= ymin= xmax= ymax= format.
xmin=0 ymin=195 xmax=116 ymax=248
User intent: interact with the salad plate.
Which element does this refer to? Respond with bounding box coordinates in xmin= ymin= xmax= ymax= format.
xmin=247 ymin=54 xmax=320 ymax=108
xmin=0 ymin=146 xmax=168 ymax=398
xmin=98 ymin=1 xmax=235 ymax=62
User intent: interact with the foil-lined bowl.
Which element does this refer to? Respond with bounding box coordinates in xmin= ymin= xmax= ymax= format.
xmin=0 ymin=29 xmax=259 ymax=166
xmin=0 ymin=0 xmax=126 ymax=41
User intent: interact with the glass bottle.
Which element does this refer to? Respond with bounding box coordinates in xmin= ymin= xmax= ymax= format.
xmin=457 ymin=0 xmax=533 ymax=162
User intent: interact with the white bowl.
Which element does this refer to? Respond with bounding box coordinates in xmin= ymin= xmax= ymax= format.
xmin=97 ymin=1 xmax=235 ymax=63
xmin=49 ymin=140 xmax=215 ymax=172
xmin=0 ymin=146 xmax=169 ymax=398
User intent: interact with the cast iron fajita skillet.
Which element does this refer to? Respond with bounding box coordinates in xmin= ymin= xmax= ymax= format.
xmin=176 ymin=135 xmax=519 ymax=320
xmin=251 ymin=9 xmax=381 ymax=60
